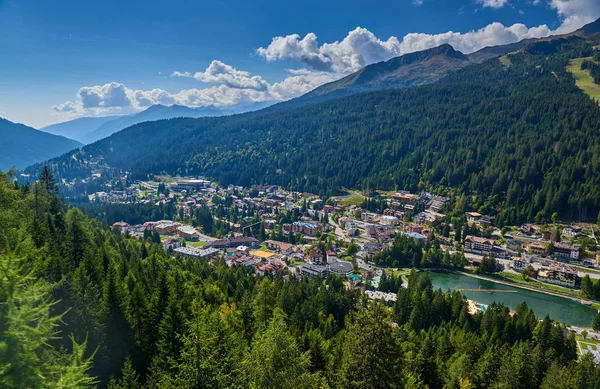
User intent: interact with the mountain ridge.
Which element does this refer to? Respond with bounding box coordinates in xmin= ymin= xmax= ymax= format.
xmin=0 ymin=118 xmax=81 ymax=170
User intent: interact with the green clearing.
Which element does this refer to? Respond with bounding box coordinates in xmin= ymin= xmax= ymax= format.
xmin=186 ymin=241 xmax=207 ymax=248
xmin=499 ymin=55 xmax=511 ymax=68
xmin=337 ymin=192 xmax=365 ymax=207
xmin=567 ymin=57 xmax=600 ymax=103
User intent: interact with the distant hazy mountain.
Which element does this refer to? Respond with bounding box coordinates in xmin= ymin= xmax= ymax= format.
xmin=76 ymin=102 xmax=276 ymax=145
xmin=41 ymin=115 xmax=121 ymax=143
xmin=80 ymin=105 xmax=227 ymax=144
xmin=295 ymin=44 xmax=470 ymax=104
xmin=0 ymin=118 xmax=81 ymax=171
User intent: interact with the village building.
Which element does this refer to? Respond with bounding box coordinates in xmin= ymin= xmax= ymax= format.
xmin=464 ymin=235 xmax=495 ymax=254
xmin=526 ymin=242 xmax=547 ymax=256
xmin=163 ymin=238 xmax=180 ymax=251
xmin=173 ymin=246 xmax=219 ymax=260
xmin=155 ymin=221 xmax=181 ymax=235
xmin=537 ymin=262 xmax=578 ymax=288
xmin=263 ymin=240 xmax=293 ymax=254
xmin=177 ymin=226 xmax=199 ymax=241
xmin=552 ymin=242 xmax=580 ymax=260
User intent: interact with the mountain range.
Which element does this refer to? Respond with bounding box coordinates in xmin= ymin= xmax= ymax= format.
xmin=42 ymin=101 xmax=276 ymax=144
xmin=0 ymin=118 xmax=81 ymax=171
xmin=27 ymin=28 xmax=600 ymax=225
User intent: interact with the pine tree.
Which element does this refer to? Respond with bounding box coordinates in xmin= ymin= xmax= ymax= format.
xmin=243 ymin=309 xmax=325 ymax=389
xmin=0 ymin=252 xmax=96 ymax=388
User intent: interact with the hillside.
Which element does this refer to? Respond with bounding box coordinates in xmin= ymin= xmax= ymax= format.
xmin=81 ymin=104 xmax=231 ymax=144
xmin=27 ymin=37 xmax=600 ymax=224
xmin=0 ymin=118 xmax=81 ymax=170
xmin=296 ymin=44 xmax=471 ymax=103
xmin=41 ymin=115 xmax=121 ymax=143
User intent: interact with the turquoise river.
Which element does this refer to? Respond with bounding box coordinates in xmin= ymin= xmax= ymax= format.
xmin=430 ymin=272 xmax=597 ymax=328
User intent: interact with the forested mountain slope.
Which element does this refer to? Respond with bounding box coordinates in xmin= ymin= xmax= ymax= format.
xmin=2 ymin=169 xmax=600 ymax=389
xmin=28 ymin=37 xmax=600 ymax=224
xmin=0 ymin=117 xmax=81 ymax=170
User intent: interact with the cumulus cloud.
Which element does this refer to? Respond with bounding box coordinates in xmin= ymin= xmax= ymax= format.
xmin=77 ymin=82 xmax=131 ymax=108
xmin=477 ymin=0 xmax=510 ymax=8
xmin=171 ymin=71 xmax=191 ymax=77
xmin=53 ymin=62 xmax=336 ymax=116
xmin=256 ymin=22 xmax=556 ymax=73
xmin=257 ymin=28 xmax=404 ymax=73
xmin=52 ymin=101 xmax=78 ymax=112
xmin=192 ymin=60 xmax=270 ymax=90
xmin=550 ymin=0 xmax=600 ymax=34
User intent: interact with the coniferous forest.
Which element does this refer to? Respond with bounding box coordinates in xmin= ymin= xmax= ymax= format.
xmin=28 ymin=37 xmax=600 ymax=225
xmin=4 ymin=166 xmax=600 ymax=388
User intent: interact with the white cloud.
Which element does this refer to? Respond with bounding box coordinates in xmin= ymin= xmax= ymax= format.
xmin=78 ymin=82 xmax=131 ymax=108
xmin=477 ymin=0 xmax=510 ymax=9
xmin=52 ymin=101 xmax=78 ymax=112
xmin=192 ymin=60 xmax=270 ymax=91
xmin=399 ymin=22 xmax=551 ymax=55
xmin=412 ymin=0 xmax=424 ymax=6
xmin=550 ymin=0 xmax=600 ymax=34
xmin=54 ymin=62 xmax=335 ymax=117
xmin=257 ymin=22 xmax=554 ymax=73
xmin=171 ymin=71 xmax=191 ymax=77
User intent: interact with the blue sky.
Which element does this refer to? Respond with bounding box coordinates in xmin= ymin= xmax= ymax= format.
xmin=0 ymin=0 xmax=598 ymax=128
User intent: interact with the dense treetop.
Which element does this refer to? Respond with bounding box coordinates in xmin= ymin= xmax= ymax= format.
xmin=5 ymin=166 xmax=600 ymax=387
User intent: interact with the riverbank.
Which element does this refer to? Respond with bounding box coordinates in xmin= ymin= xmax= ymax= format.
xmin=455 ymin=270 xmax=600 ymax=311
xmin=430 ymin=271 xmax=598 ymax=328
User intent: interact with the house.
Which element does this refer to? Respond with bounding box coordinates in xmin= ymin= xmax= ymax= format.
xmin=380 ymin=215 xmax=399 ymax=226
xmin=170 ymin=179 xmax=211 ymax=192
xmin=542 ymin=230 xmax=555 ymax=241
xmin=466 ymin=212 xmax=495 ymax=227
xmin=526 ymin=242 xmax=547 ymax=256
xmin=403 ymin=224 xmax=424 ymax=234
xmin=427 ymin=196 xmax=450 ymax=212
xmin=292 ymin=221 xmax=319 ymax=236
xmin=512 ymin=258 xmax=529 ymax=272
xmin=506 ymin=239 xmax=523 ymax=252
xmin=552 ymin=242 xmax=580 ymax=260
xmin=521 ymin=224 xmax=541 ymax=236
xmin=163 ymin=238 xmax=180 ymax=251
xmin=404 ymin=231 xmax=427 ymax=244
xmin=309 ymin=249 xmax=325 ymax=265
xmin=177 ymin=226 xmax=199 ymax=241
xmin=300 ymin=263 xmax=328 ymax=279
xmin=326 ymin=250 xmax=338 ymax=263
xmin=392 ymin=192 xmax=420 ymax=205
xmin=361 ymin=212 xmax=377 ymax=222
xmin=364 ymin=242 xmax=385 ymax=254
xmin=562 ymin=226 xmax=583 ymax=237
xmin=206 ymin=236 xmax=259 ymax=249
xmin=328 ymin=260 xmax=354 ymax=276
xmin=112 ymin=221 xmax=129 ymax=233
xmin=264 ymin=240 xmax=293 ymax=254
xmin=464 ymin=235 xmax=495 ymax=254
xmin=537 ymin=262 xmax=578 ymax=287
xmin=155 ymin=221 xmax=181 ymax=235
xmin=173 ymin=246 xmax=219 ymax=260
xmin=345 ymin=221 xmax=357 ymax=230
